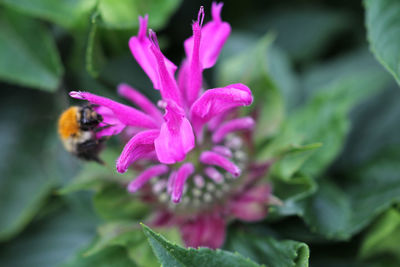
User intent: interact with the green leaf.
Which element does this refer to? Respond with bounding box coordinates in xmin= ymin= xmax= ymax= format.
xmin=142 ymin=224 xmax=261 ymax=267
xmin=258 ymin=143 xmax=321 ymax=180
xmin=0 ymin=87 xmax=80 ymax=241
xmin=260 ymin=70 xmax=389 ymax=178
xmin=0 ymin=205 xmax=97 ymax=267
xmin=93 ymin=185 xmax=149 ymax=221
xmin=365 ymin=0 xmax=400 ymax=86
xmin=98 ymin=0 xmax=181 ymax=29
xmin=59 ymin=149 xmax=132 ymax=194
xmin=64 ymin=246 xmax=136 ymax=267
xmin=360 ymin=209 xmax=400 ymax=261
xmin=85 ymin=221 xmax=182 ymax=267
xmin=255 ymin=7 xmax=351 ymax=62
xmin=270 ymin=173 xmax=317 ymax=219
xmin=301 ymin=147 xmax=400 ymax=240
xmin=217 ymin=33 xmax=284 ymax=141
xmin=225 ymin=229 xmax=310 ymax=267
xmin=85 ymin=222 xmax=144 ymax=256
xmin=0 ymin=0 xmax=96 ymax=29
xmin=300 ymin=47 xmax=396 ymax=169
xmin=335 ymin=80 xmax=400 ymax=170
xmin=86 ymin=11 xmax=106 ymax=78
xmin=301 ymin=48 xmax=387 ymax=101
xmin=0 ymin=8 xmax=63 ymax=91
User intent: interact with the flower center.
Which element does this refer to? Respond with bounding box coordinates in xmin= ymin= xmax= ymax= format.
xmin=150 ymin=133 xmax=249 ymax=215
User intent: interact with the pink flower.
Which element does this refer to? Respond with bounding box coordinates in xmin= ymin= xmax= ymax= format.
xmin=70 ymin=2 xmax=273 ymax=249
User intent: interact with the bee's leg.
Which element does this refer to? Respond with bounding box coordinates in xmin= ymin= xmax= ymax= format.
xmin=76 ymin=139 xmax=105 ymax=165
xmin=94 ymin=124 xmax=113 ymax=133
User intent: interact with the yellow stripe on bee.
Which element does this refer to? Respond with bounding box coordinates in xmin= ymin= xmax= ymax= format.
xmin=58 ymin=106 xmax=80 ymax=140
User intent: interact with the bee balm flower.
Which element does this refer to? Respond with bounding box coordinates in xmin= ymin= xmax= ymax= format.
xmin=70 ymin=2 xmax=273 ymax=249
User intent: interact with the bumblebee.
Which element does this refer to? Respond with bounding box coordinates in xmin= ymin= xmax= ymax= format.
xmin=58 ymin=105 xmax=106 ymax=164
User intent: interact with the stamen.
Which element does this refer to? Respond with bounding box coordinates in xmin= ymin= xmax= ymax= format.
xmin=197 ymin=6 xmax=205 ymax=27
xmin=148 ymin=29 xmax=159 ymax=48
xmin=157 ymin=100 xmax=167 ymax=109
xmin=225 ymin=136 xmax=243 ymax=150
xmin=153 ymin=179 xmax=167 ymax=193
xmin=194 ymin=174 xmax=205 ymax=188
xmin=206 ymin=183 xmax=216 ymax=192
xmin=203 ymin=193 xmax=212 ymax=202
xmin=234 ymin=150 xmax=247 ymax=161
xmin=192 ymin=188 xmax=202 ymax=197
xmin=159 ymin=193 xmax=169 ymax=202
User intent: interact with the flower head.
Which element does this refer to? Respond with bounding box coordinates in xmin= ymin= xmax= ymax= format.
xmin=70 ymin=2 xmax=273 ymax=249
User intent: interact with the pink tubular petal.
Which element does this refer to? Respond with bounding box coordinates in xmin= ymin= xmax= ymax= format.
xmin=230 ymin=185 xmax=271 ymax=222
xmin=155 ymin=102 xmax=195 ymax=164
xmin=186 ymin=6 xmax=204 ymax=106
xmin=127 ymin=164 xmax=169 ymax=193
xmin=181 ymin=214 xmax=226 ymax=249
xmin=212 ymin=117 xmax=255 ymax=143
xmin=212 ymin=146 xmax=232 ymax=158
xmin=69 ymin=91 xmax=159 ymax=129
xmin=149 ymin=31 xmax=183 ymax=107
xmin=177 ymin=59 xmax=189 ymax=101
xmin=116 ymin=130 xmax=160 ymax=173
xmin=171 ymin=163 xmax=195 ymax=203
xmin=200 ymin=151 xmax=241 ymax=177
xmin=117 ymin=83 xmax=164 ymax=124
xmin=184 ymin=2 xmax=231 ymax=69
xmin=94 ymin=106 xmax=126 ymax=138
xmin=207 ymin=108 xmax=233 ymax=131
xmin=129 ymin=15 xmax=177 ymax=91
xmin=190 ymin=84 xmax=253 ymax=134
xmin=167 ymin=171 xmax=177 ymax=194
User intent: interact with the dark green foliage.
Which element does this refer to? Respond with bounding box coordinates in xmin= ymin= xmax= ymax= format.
xmin=1 ymin=0 xmax=400 ymax=266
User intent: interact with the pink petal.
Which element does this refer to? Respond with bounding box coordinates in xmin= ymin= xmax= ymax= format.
xmin=177 ymin=59 xmax=189 ymax=103
xmin=69 ymin=91 xmax=159 ymax=129
xmin=185 ymin=7 xmax=204 ymax=106
xmin=190 ymin=83 xmax=253 ymax=135
xmin=230 ymin=185 xmax=271 ymax=222
xmin=167 ymin=171 xmax=177 ymax=194
xmin=117 ymin=83 xmax=164 ymax=124
xmin=212 ymin=146 xmax=232 ymax=158
xmin=149 ymin=31 xmax=183 ymax=107
xmin=94 ymin=106 xmax=126 ymax=138
xmin=116 ymin=129 xmax=160 ymax=173
xmin=127 ymin=164 xmax=169 ymax=193
xmin=200 ymin=151 xmax=241 ymax=177
xmin=154 ymin=102 xmax=195 ymax=164
xmin=212 ymin=117 xmax=255 ymax=143
xmin=171 ymin=163 xmax=195 ymax=203
xmin=184 ymin=2 xmax=231 ymax=70
xmin=129 ymin=16 xmax=177 ymax=91
xmin=207 ymin=108 xmax=234 ymax=131
xmin=181 ymin=214 xmax=226 ymax=249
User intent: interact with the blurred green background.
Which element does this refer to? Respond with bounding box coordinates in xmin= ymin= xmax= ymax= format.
xmin=0 ymin=0 xmax=400 ymax=266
